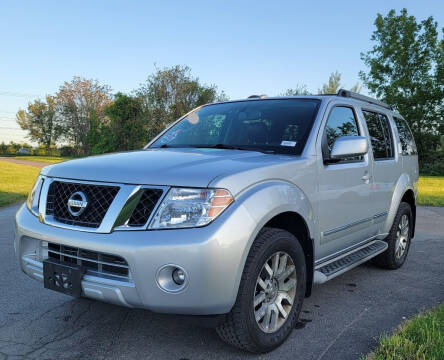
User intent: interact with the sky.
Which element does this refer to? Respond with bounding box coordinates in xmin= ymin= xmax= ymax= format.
xmin=0 ymin=0 xmax=442 ymax=144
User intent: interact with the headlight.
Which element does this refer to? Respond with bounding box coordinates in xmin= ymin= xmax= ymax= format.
xmin=149 ymin=188 xmax=233 ymax=229
xmin=27 ymin=175 xmax=44 ymax=216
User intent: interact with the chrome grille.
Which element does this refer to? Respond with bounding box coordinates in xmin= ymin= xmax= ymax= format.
xmin=46 ymin=242 xmax=130 ymax=280
xmin=127 ymin=189 xmax=163 ymax=227
xmin=46 ymin=181 xmax=120 ymax=228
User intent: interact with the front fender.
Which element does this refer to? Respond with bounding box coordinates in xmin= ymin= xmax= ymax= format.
xmin=229 ymin=180 xmax=314 ymax=300
xmin=383 ymin=173 xmax=414 ymax=234
xmin=237 ymin=180 xmax=314 ymax=241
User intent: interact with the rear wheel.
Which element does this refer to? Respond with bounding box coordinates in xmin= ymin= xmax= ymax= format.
xmin=373 ymin=202 xmax=413 ymax=269
xmin=216 ymin=228 xmax=306 ymax=353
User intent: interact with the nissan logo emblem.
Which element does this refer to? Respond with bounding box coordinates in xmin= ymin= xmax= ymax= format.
xmin=67 ymin=191 xmax=88 ymax=216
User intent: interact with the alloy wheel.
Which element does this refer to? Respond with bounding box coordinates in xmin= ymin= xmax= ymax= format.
xmin=395 ymin=214 xmax=409 ymax=259
xmin=254 ymin=251 xmax=297 ymax=333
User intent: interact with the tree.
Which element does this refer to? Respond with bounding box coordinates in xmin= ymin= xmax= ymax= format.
xmin=359 ymin=9 xmax=443 ymax=165
xmin=0 ymin=142 xmax=7 ymax=155
xmin=319 ymin=71 xmax=362 ymax=94
xmin=319 ymin=71 xmax=342 ymax=94
xmin=55 ymin=76 xmax=112 ymax=155
xmin=16 ymin=95 xmax=60 ymax=151
xmin=136 ymin=65 xmax=228 ymax=140
xmin=281 ymin=84 xmax=311 ymax=96
xmin=102 ymin=93 xmax=147 ymax=152
xmin=350 ymin=82 xmax=362 ymax=93
xmin=6 ymin=141 xmax=20 ymax=155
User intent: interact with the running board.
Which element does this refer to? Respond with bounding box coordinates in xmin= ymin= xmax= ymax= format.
xmin=313 ymin=240 xmax=388 ymax=284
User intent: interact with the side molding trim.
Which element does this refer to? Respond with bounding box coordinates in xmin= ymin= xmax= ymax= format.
xmin=322 ymin=211 xmax=388 ymax=237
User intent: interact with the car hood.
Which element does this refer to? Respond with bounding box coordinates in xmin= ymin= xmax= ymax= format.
xmin=41 ymin=148 xmax=297 ymax=189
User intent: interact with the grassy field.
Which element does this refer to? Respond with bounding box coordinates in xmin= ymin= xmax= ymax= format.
xmin=12 ymin=155 xmax=73 ymax=163
xmin=417 ymin=176 xmax=444 ymax=207
xmin=0 ymin=161 xmax=40 ymax=207
xmin=363 ymin=304 xmax=444 ymax=360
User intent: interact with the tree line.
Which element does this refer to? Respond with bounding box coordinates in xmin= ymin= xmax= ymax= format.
xmin=12 ymin=9 xmax=443 ymax=174
xmin=15 ymin=66 xmax=227 ymax=156
xmin=14 ymin=66 xmax=358 ymax=156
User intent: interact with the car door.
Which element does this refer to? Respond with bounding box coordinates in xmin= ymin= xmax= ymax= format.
xmin=316 ymin=104 xmax=377 ymax=260
xmin=361 ymin=110 xmax=402 ymax=233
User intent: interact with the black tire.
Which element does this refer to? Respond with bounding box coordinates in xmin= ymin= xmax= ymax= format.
xmin=216 ymin=227 xmax=306 ymax=353
xmin=373 ymin=202 xmax=413 ymax=269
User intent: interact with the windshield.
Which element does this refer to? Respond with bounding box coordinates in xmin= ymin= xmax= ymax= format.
xmin=149 ymin=99 xmax=321 ymax=155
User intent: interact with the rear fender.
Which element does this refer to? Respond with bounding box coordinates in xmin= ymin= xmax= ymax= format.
xmin=383 ymin=173 xmax=414 ymax=235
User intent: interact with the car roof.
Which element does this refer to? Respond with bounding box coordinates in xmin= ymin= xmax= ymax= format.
xmin=206 ymin=91 xmax=403 ymax=118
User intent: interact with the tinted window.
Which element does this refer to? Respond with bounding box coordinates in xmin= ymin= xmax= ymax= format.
xmin=151 ymin=99 xmax=320 ymax=155
xmin=363 ymin=111 xmax=394 ymax=159
xmin=322 ymin=106 xmax=361 ymax=161
xmin=394 ymin=117 xmax=417 ymax=155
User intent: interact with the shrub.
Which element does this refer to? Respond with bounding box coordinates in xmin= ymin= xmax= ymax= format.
xmin=59 ymin=146 xmax=76 ymax=157
xmin=420 ymin=151 xmax=444 ymax=176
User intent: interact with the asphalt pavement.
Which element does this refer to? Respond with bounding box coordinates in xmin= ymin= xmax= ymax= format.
xmin=0 ymin=157 xmax=49 ymax=169
xmin=1 ymin=204 xmax=443 ymax=360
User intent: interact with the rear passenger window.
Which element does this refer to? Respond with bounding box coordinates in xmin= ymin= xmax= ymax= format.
xmin=394 ymin=117 xmax=417 ymax=155
xmin=322 ymin=106 xmax=362 ymax=162
xmin=363 ymin=111 xmax=394 ymax=160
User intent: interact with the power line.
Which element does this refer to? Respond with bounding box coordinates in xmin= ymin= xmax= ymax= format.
xmin=0 ymin=90 xmax=41 ymax=98
xmin=0 ymin=126 xmax=24 ymax=130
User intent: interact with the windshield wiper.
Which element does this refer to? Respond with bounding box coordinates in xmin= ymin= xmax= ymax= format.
xmin=191 ymin=144 xmax=252 ymax=151
xmin=157 ymin=143 xmax=276 ymax=154
xmin=157 ymin=144 xmax=190 ymax=148
xmin=191 ymin=144 xmax=276 ymax=154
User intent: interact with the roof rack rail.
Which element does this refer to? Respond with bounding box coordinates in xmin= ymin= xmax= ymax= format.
xmin=337 ymin=89 xmax=392 ymax=110
xmin=248 ymin=94 xmax=267 ymax=99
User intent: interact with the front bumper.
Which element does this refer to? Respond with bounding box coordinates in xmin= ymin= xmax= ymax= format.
xmin=14 ymin=202 xmax=256 ymax=315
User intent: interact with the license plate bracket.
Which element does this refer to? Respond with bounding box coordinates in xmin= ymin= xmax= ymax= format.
xmin=43 ymin=258 xmax=84 ymax=297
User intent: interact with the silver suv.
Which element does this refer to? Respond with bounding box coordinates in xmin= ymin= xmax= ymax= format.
xmin=15 ymin=90 xmax=418 ymax=353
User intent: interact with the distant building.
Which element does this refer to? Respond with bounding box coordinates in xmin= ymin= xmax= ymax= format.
xmin=17 ymin=148 xmax=31 ymax=155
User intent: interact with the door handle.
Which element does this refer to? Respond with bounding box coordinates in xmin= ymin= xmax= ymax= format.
xmin=361 ymin=174 xmax=371 ymax=181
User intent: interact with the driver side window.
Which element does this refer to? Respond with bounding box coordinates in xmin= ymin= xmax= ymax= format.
xmin=322 ymin=106 xmax=361 ymax=162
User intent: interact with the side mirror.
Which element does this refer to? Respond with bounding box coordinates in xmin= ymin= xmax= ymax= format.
xmin=326 ymin=136 xmax=368 ymax=163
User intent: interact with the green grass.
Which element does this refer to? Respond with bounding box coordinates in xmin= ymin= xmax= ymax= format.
xmin=0 ymin=161 xmax=40 ymax=207
xmin=12 ymin=155 xmax=73 ymax=163
xmin=417 ymin=176 xmax=444 ymax=207
xmin=363 ymin=304 xmax=444 ymax=360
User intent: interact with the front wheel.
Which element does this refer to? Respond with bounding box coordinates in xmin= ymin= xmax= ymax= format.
xmin=216 ymin=228 xmax=306 ymax=353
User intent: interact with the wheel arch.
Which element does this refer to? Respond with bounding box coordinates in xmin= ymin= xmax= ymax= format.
xmin=264 ymin=212 xmax=314 ymax=297
xmin=232 ymin=180 xmax=316 ymax=301
xmin=401 ymin=189 xmax=416 ymax=237
xmin=384 ymin=173 xmax=416 ymax=237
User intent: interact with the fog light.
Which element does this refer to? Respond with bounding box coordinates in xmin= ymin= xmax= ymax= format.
xmin=156 ymin=264 xmax=188 ymax=293
xmin=172 ymin=268 xmax=185 ymax=285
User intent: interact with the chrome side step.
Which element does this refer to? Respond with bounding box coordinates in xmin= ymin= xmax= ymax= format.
xmin=313 ymin=240 xmax=388 ymax=284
